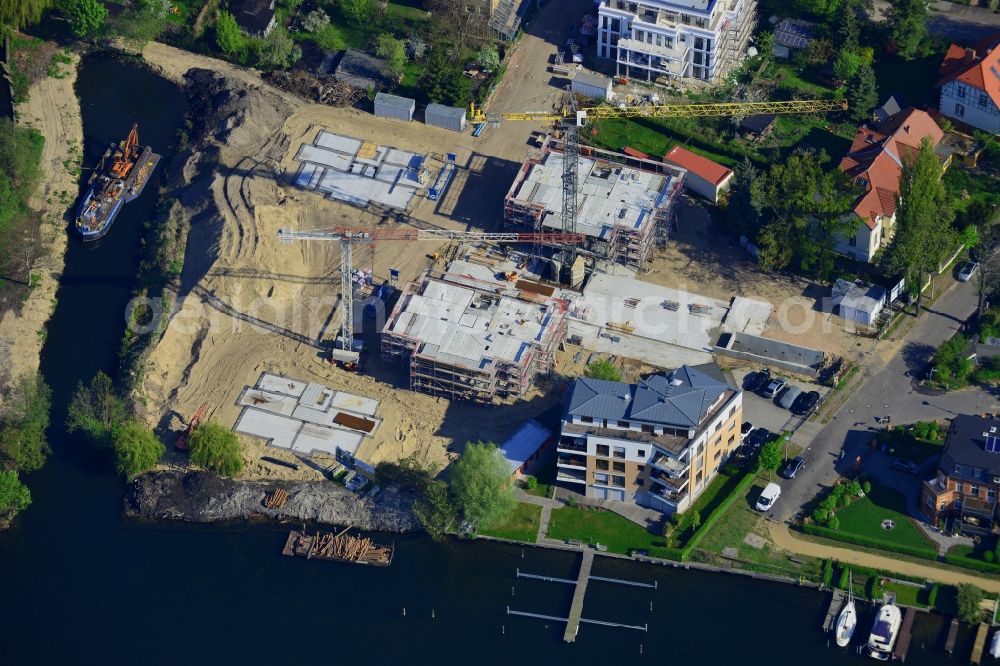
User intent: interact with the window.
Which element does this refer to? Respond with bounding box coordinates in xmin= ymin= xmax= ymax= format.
xmin=596 ymin=459 xmax=610 ymax=471
xmin=655 ymin=34 xmax=662 ymax=47
xmin=713 ymin=449 xmax=722 ymax=461
xmin=613 ymin=461 xmax=626 ymax=472
xmin=638 ymin=449 xmax=646 ymax=457
xmin=641 ymin=424 xmax=654 ymax=434
xmin=581 ymin=416 xmax=593 ymax=424
xmin=694 ymin=37 xmax=703 ymax=49
xmin=971 ymin=485 xmax=980 ymax=497
xmin=665 ymin=37 xmax=673 ymax=49
xmin=595 ymin=472 xmax=609 ymax=484
xmin=617 ymin=420 xmax=630 ymax=428
xmin=926 ymin=496 xmax=934 ymax=508
xmin=956 ymin=103 xmax=966 ymax=118
xmin=957 ymin=482 xmax=965 ymax=494
xmin=696 ymin=470 xmax=703 ymax=483
xmin=848 ymin=234 xmax=857 ymax=247
xmin=728 ymin=434 xmax=736 ymax=445
xmin=612 ymin=475 xmax=626 ymax=487
xmin=637 ymin=465 xmax=645 ymax=472
xmin=596 ymin=444 xmax=610 ymax=456
xmin=613 ymin=446 xmax=626 ymax=459
xmin=958 ymin=85 xmax=967 ymax=99
xmin=713 ymin=422 xmax=721 ymax=433
xmin=980 ymin=93 xmax=989 ymax=107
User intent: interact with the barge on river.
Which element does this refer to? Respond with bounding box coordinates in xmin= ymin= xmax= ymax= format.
xmin=282 ymin=528 xmax=393 ymax=566
xmin=75 ymin=123 xmax=160 ymax=240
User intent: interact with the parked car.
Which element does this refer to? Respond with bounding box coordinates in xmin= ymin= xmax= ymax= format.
xmin=745 ymin=427 xmax=771 ymax=450
xmin=890 ymin=458 xmax=920 ymax=475
xmin=781 ymin=456 xmax=806 ymax=479
xmin=958 ymin=261 xmax=980 ymax=282
xmin=791 ymin=390 xmax=820 ymax=416
xmin=744 ymin=370 xmax=770 ymax=393
xmin=740 ymin=422 xmax=754 ymax=442
xmin=776 ymin=385 xmax=802 ymax=409
xmin=346 ymin=474 xmax=366 ymax=492
xmin=756 ymin=482 xmax=781 ymax=511
xmin=761 ymin=378 xmax=786 ymax=398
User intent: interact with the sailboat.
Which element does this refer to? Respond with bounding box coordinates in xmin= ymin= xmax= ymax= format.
xmin=834 ymin=576 xmax=858 ymax=648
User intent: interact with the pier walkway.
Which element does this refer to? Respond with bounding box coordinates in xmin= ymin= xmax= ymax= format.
xmin=821 ymin=589 xmax=845 ymax=633
xmin=564 ymin=550 xmax=594 ymax=642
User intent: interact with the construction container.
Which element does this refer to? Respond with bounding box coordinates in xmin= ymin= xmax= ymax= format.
xmin=571 ymin=71 xmax=613 ymax=100
xmin=424 ymin=103 xmax=467 ymax=132
xmin=374 ymin=93 xmax=415 ymax=122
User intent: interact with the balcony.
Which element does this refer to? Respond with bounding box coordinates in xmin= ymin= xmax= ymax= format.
xmin=557 ymin=468 xmax=587 ymax=484
xmin=649 ymin=482 xmax=687 ymax=504
xmin=557 ymin=453 xmax=588 ymax=469
xmin=650 ymin=450 xmax=688 ymax=478
xmin=650 ymin=468 xmax=689 ymax=494
xmin=557 ymin=437 xmax=587 ymax=453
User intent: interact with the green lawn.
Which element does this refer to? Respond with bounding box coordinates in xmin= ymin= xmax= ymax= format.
xmin=835 ymin=485 xmax=937 ymax=553
xmin=547 ymin=505 xmax=673 ymax=556
xmin=876 ymin=428 xmax=945 ymax=464
xmin=478 ymin=502 xmax=541 ymax=543
xmin=292 ymin=0 xmax=430 ymax=53
xmin=522 ymin=457 xmax=556 ymax=499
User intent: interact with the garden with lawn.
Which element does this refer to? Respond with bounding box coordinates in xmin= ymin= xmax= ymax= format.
xmin=801 ymin=482 xmax=938 ymax=560
xmin=876 ymin=421 xmax=945 ymax=464
xmin=477 ymin=502 xmax=541 ymax=543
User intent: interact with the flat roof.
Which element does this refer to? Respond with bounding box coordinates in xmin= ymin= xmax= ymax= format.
xmin=425 ymin=103 xmax=466 ymax=120
xmin=512 ymin=151 xmax=673 ymax=239
xmin=375 ymin=92 xmax=416 ymax=110
xmin=573 ymin=71 xmax=612 ymax=89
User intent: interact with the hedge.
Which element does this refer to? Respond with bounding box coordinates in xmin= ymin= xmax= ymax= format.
xmin=799 ymin=524 xmax=938 ymax=561
xmin=943 ymin=552 xmax=1000 ymax=574
xmin=682 ymin=472 xmax=757 ymax=559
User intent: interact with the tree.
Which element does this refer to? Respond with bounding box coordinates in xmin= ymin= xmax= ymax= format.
xmin=67 ymin=371 xmax=126 ymax=448
xmin=757 ymin=440 xmax=782 ymax=475
xmin=57 ymin=0 xmax=107 ymax=38
xmin=791 ymin=0 xmax=842 ymax=19
xmin=0 ymin=120 xmax=44 ymax=232
xmin=827 ymin=515 xmax=840 ymax=529
xmin=421 ymin=49 xmax=471 ymax=107
xmin=0 ymin=469 xmax=31 ymax=518
xmin=111 ymin=419 xmax=164 ymax=477
xmin=883 ymin=138 xmax=955 ymax=315
xmin=932 ymin=334 xmax=974 ymax=387
xmin=449 ymin=441 xmax=516 ymax=530
xmin=837 ymin=566 xmax=850 ymax=589
xmin=886 ymin=0 xmax=929 ymax=59
xmin=689 ymin=510 xmax=701 ymax=531
xmin=821 ymin=559 xmax=834 ymax=586
xmin=836 ymin=0 xmax=860 ymax=51
xmin=112 ymin=0 xmax=171 ymax=48
xmin=189 ymin=421 xmax=244 ymax=476
xmin=957 ymin=583 xmax=984 ymax=624
xmin=215 ymin=11 xmax=246 ymax=57
xmin=833 ymin=50 xmax=863 ymax=82
xmin=374 ymin=33 xmax=407 ymax=77
xmin=252 ymin=26 xmax=301 ymax=70
xmin=584 ymin=359 xmax=622 ymax=382
xmin=752 ymin=149 xmax=855 ymax=277
xmin=301 ymin=9 xmax=330 ymax=33
xmin=725 ymin=158 xmax=760 ymax=234
xmin=0 ymin=0 xmax=53 ymax=28
xmin=413 ymin=479 xmax=457 ymax=540
xmin=407 ymin=35 xmax=427 ymax=60
xmin=477 ymin=44 xmax=500 ymax=73
xmin=0 ymin=373 xmax=51 ymax=473
xmin=848 ymin=62 xmax=878 ymax=122
xmin=338 ymin=0 xmax=375 ymax=24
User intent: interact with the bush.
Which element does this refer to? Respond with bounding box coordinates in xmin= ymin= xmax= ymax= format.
xmin=837 ymin=566 xmax=850 ymax=590
xmin=799 ymin=524 xmax=938 ymax=560
xmin=867 ymin=574 xmax=885 ymax=601
xmin=0 ymin=373 xmax=52 ymax=473
xmin=301 ymin=9 xmax=330 ymax=32
xmin=846 ymin=480 xmax=862 ymax=497
xmin=188 ymin=421 xmax=244 ymax=476
xmin=985 ymin=550 xmax=995 ymax=563
xmin=721 ymin=462 xmax=740 ymax=476
xmin=822 ymin=560 xmax=833 ymax=586
xmin=958 ymin=584 xmax=985 ymax=624
xmin=524 ymin=475 xmax=538 ymax=491
xmin=831 ymin=484 xmax=846 ymax=500
xmin=811 ymin=508 xmax=829 ymax=523
xmin=0 ymin=469 xmax=31 ymax=517
xmin=861 ymin=480 xmax=871 ymax=495
xmin=827 ymin=515 xmax=840 ymax=530
xmin=927 ymin=583 xmax=940 ymax=608
xmin=838 ymin=494 xmax=852 ymax=508
xmin=583 ymin=359 xmax=621 ymax=382
xmin=944 ymin=549 xmax=1000 ymax=573
xmin=66 ymin=371 xmax=126 ymax=448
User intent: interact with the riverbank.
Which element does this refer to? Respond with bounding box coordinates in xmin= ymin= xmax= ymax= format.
xmin=124 ymin=470 xmax=419 ymax=531
xmin=0 ymin=52 xmax=80 ymax=400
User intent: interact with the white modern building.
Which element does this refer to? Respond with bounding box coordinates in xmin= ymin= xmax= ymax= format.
xmin=596 ymin=0 xmax=756 ymax=83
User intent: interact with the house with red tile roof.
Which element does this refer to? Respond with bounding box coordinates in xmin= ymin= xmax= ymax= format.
xmin=836 ymin=108 xmax=945 ymax=262
xmin=937 ymin=32 xmax=1000 ymax=134
xmin=663 ymin=145 xmax=733 ymax=204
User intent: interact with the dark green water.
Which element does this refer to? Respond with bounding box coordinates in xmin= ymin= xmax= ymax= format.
xmin=0 ymin=55 xmax=973 ymax=664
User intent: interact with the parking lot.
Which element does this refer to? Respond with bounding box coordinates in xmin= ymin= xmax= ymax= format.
xmin=730 ymin=367 xmax=831 ymax=436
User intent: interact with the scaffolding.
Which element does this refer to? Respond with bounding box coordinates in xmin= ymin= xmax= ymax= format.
xmin=382 ymin=267 xmax=571 ymax=402
xmin=503 ymin=144 xmax=684 ymax=271
xmin=716 ymin=0 xmax=757 ymax=81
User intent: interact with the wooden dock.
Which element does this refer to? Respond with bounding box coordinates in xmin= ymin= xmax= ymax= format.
xmin=893 ymin=607 xmax=916 ymax=662
xmin=564 ymin=550 xmax=594 ymax=643
xmin=972 ymin=622 xmax=989 ymax=665
xmin=945 ymin=618 xmax=959 ymax=654
xmin=821 ymin=589 xmax=845 ymax=633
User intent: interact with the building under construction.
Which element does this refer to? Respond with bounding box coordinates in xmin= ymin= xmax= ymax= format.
xmin=504 ymin=144 xmax=685 ymax=271
xmin=381 ymin=262 xmax=572 ymax=402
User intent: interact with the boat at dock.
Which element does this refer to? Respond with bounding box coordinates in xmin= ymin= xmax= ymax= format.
xmin=865 ymin=601 xmax=901 ymax=660
xmin=75 ymin=123 xmax=160 ymax=240
xmin=281 ymin=528 xmax=393 ymax=566
xmin=834 ymin=579 xmax=857 ymax=648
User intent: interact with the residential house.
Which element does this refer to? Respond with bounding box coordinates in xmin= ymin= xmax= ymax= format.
xmin=920 ymin=414 xmax=1000 ymax=535
xmin=937 ymin=32 xmax=1000 ymax=135
xmin=499 ymin=420 xmax=554 ymax=479
xmin=596 ymin=0 xmax=756 ymax=84
xmin=836 ymin=108 xmax=944 ymax=263
xmin=872 ymin=94 xmax=904 ymax=125
xmin=230 ymin=0 xmax=277 ymax=38
xmin=663 ymin=145 xmax=733 ymax=203
xmin=556 ymin=364 xmax=743 ymax=515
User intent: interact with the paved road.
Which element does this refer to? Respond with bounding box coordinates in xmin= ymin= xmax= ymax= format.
xmin=872 ymin=0 xmax=1000 ymax=42
xmin=776 ymin=278 xmax=997 ymax=521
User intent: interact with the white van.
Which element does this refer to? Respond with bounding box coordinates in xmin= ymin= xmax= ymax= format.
xmin=756 ymin=482 xmax=781 ymax=511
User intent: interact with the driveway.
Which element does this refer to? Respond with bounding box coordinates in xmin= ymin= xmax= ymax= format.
xmin=872 ymin=1 xmax=1000 ymax=42
xmin=731 ymin=367 xmax=829 ymax=434
xmin=775 ymin=278 xmax=995 ymax=522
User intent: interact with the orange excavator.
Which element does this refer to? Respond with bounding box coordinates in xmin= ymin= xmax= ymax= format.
xmin=175 ymin=403 xmax=207 ymax=451
xmin=110 ymin=123 xmax=140 ymax=179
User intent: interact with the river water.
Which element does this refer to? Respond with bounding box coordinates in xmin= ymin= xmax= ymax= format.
xmin=0 ymin=55 xmax=973 ymax=664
